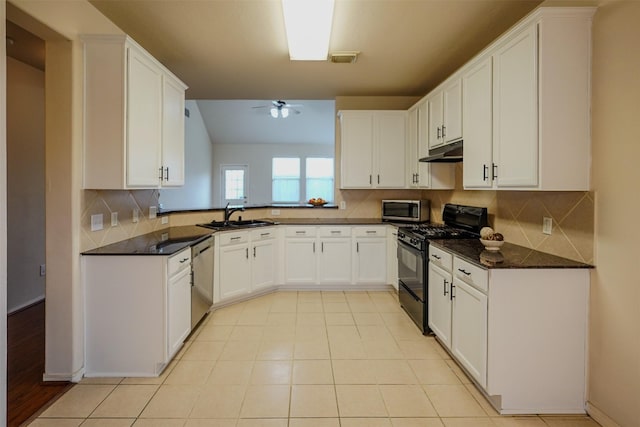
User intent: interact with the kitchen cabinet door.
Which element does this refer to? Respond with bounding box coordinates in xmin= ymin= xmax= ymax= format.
xmin=442 ymin=78 xmax=463 ymax=144
xmin=340 ymin=112 xmax=374 ymax=188
xmin=353 ymin=238 xmax=387 ymax=284
xmin=428 ymin=91 xmax=444 ymax=149
xmin=375 ymin=112 xmax=407 ymax=188
xmin=451 ymin=278 xmax=488 ymax=388
xmin=126 ymin=46 xmax=163 ymax=187
xmin=318 ymin=238 xmax=352 ymax=284
xmin=219 ymin=243 xmax=251 ymax=300
xmin=161 ymin=74 xmax=186 ymax=187
xmin=407 ymin=103 xmax=455 ymax=190
xmin=251 ymin=239 xmax=276 ymax=291
xmin=284 ymin=238 xmax=317 ymax=284
xmin=492 ymin=25 xmax=538 ymax=187
xmin=167 ymin=266 xmax=191 ymax=358
xmin=428 ymin=263 xmax=452 ymax=349
xmin=463 ymin=56 xmax=494 ymax=188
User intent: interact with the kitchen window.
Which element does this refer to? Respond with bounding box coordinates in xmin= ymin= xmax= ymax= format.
xmin=272 ymin=156 xmax=334 ymax=203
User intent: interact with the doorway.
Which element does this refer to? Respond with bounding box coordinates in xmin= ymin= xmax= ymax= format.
xmin=5 ymin=19 xmax=69 ymax=426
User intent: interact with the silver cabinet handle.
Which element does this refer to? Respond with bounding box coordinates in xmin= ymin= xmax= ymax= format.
xmin=483 ymin=165 xmax=488 ymax=181
xmin=313 ymin=242 xmax=316 ymax=253
xmin=231 ymin=236 xmax=241 ymax=241
xmin=437 ymin=127 xmax=441 ymax=139
xmin=442 ymin=125 xmax=446 ymax=138
xmin=377 ymin=175 xmax=380 ymax=184
xmin=369 ymin=175 xmax=372 ymax=185
xmin=179 ymin=258 xmax=189 ymax=263
xmin=450 ymin=283 xmax=456 ymax=300
xmin=492 ymin=163 xmax=498 ymax=180
xmin=431 ymin=254 xmax=441 ymax=260
xmin=458 ymin=268 xmax=471 ymax=276
xmin=253 ymin=247 xmax=256 ymax=258
xmin=443 ymin=280 xmax=449 ymax=296
xmin=245 ymin=248 xmax=249 ymax=259
xmin=158 ymin=166 xmax=164 ymax=180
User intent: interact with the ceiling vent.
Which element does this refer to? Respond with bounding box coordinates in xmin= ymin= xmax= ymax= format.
xmin=329 ymin=51 xmax=359 ymax=64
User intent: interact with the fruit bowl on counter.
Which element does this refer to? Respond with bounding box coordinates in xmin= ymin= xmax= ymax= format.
xmin=479 ymin=227 xmax=505 ymax=252
xmin=308 ymin=198 xmax=328 ymax=207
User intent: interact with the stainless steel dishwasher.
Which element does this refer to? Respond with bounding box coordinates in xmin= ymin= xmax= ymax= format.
xmin=191 ymin=236 xmax=214 ymax=328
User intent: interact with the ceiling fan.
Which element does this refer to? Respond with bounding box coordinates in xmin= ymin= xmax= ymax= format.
xmin=253 ymin=100 xmax=302 ymax=118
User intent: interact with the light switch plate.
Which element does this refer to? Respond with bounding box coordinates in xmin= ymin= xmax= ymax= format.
xmin=339 ymin=201 xmax=347 ymax=210
xmin=543 ymin=217 xmax=553 ymax=235
xmin=149 ymin=206 xmax=157 ymax=219
xmin=111 ymin=212 xmax=118 ymax=226
xmin=161 ymin=216 xmax=169 ymax=224
xmin=91 ymin=214 xmax=103 ymax=231
xmin=132 ymin=209 xmax=139 ymax=223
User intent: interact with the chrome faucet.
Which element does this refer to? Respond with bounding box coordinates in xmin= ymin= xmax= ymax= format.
xmin=224 ymin=203 xmax=245 ymax=225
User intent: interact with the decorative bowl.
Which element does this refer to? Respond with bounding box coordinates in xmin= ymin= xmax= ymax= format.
xmin=308 ymin=201 xmax=328 ymax=207
xmin=480 ymin=238 xmax=505 ymax=252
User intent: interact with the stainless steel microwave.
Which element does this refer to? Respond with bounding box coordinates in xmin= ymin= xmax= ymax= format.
xmin=381 ymin=200 xmax=430 ymax=223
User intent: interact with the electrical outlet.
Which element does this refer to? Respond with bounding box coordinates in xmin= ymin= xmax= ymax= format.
xmin=271 ymin=209 xmax=281 ymax=216
xmin=39 ymin=264 xmax=46 ymax=277
xmin=149 ymin=206 xmax=157 ymax=219
xmin=340 ymin=201 xmax=347 ymax=210
xmin=543 ymin=217 xmax=553 ymax=235
xmin=161 ymin=216 xmax=169 ymax=224
xmin=132 ymin=209 xmax=139 ymax=223
xmin=91 ymin=214 xmax=103 ymax=231
xmin=111 ymin=212 xmax=118 ymax=226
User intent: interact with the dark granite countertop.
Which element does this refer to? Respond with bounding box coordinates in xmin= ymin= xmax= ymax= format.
xmin=159 ymin=204 xmax=338 ymax=215
xmin=82 ymin=226 xmax=213 ymax=256
xmin=429 ymin=239 xmax=593 ymax=269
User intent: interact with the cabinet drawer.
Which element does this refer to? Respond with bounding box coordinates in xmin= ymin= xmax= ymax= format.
xmin=218 ymin=230 xmax=249 ymax=246
xmin=168 ymin=248 xmax=191 ymax=277
xmin=453 ymin=257 xmax=488 ymax=293
xmin=429 ymin=245 xmax=453 ymax=272
xmin=318 ymin=226 xmax=352 ymax=238
xmin=251 ymin=227 xmax=276 ymax=241
xmin=353 ymin=226 xmax=386 ymax=237
xmin=285 ymin=226 xmax=317 ymax=237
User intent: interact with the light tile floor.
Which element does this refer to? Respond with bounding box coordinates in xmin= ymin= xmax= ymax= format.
xmin=30 ymin=291 xmax=601 ymax=426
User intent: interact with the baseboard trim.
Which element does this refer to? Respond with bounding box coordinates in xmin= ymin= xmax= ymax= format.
xmin=8 ymin=295 xmax=45 ymax=315
xmin=43 ymin=366 xmax=84 ymax=383
xmin=586 ymin=401 xmax=621 ymax=427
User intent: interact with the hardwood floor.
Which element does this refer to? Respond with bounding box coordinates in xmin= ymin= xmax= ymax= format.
xmin=7 ymin=301 xmax=71 ymax=427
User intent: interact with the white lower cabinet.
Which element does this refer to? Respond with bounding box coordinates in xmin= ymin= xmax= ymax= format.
xmin=451 ymin=278 xmax=487 ymax=388
xmin=251 ymin=229 xmax=277 ymax=291
xmin=218 ymin=234 xmax=251 ymax=301
xmin=428 ymin=244 xmax=589 ymax=414
xmin=318 ymin=235 xmax=352 ymax=284
xmin=284 ymin=227 xmax=318 ymax=284
xmin=167 ymin=264 xmax=192 ymax=358
xmin=216 ymin=228 xmax=278 ymax=302
xmin=84 ymin=248 xmax=192 ymax=377
xmin=428 ymin=262 xmax=453 ymax=349
xmin=353 ymin=226 xmax=387 ymax=284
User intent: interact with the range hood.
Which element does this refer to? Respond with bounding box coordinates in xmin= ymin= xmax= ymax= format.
xmin=419 ymin=140 xmax=463 ymax=163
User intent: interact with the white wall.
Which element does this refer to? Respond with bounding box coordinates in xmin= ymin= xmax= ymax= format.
xmin=588 ymin=2 xmax=640 ymax=426
xmin=159 ymin=101 xmax=214 ymax=210
xmin=6 ymin=57 xmax=46 ymax=313
xmin=212 ymin=142 xmax=334 ymax=206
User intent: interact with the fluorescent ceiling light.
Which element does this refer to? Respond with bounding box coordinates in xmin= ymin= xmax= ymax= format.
xmin=282 ymin=0 xmax=335 ymax=61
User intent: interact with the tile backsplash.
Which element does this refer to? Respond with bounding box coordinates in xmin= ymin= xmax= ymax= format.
xmin=83 ymin=167 xmax=594 ymax=264
xmin=81 ymin=189 xmax=164 ymax=252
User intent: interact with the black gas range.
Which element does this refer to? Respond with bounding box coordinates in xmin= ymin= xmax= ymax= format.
xmin=397 ymin=204 xmax=488 ymax=334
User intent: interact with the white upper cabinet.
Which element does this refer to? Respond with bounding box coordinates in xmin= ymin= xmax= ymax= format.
xmin=407 ymin=102 xmax=456 ymax=189
xmin=462 ymin=56 xmax=494 ymax=188
xmin=161 ymin=74 xmax=187 ymax=187
xmin=82 ymin=35 xmax=188 ymax=189
xmin=428 ymin=77 xmax=463 ymax=149
xmin=461 ymin=7 xmax=595 ymax=190
xmin=339 ymin=110 xmax=407 ymax=189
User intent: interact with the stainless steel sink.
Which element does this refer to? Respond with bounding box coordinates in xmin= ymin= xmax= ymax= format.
xmin=197 ymin=219 xmax=275 ymax=230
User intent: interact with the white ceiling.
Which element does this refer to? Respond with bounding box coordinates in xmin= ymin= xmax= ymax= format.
xmin=196 ymin=100 xmax=335 ymax=145
xmin=87 ymin=0 xmax=543 ymax=100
